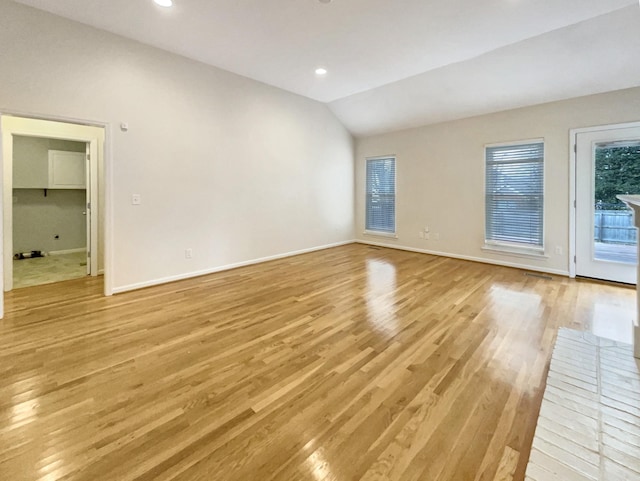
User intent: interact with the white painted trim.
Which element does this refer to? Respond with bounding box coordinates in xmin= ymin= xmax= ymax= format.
xmin=569 ymin=128 xmax=577 ymax=278
xmin=88 ymin=139 xmax=98 ymax=277
xmin=570 ymin=121 xmax=640 ymax=136
xmin=569 ymin=120 xmax=640 ymax=279
xmin=365 ymin=154 xmax=396 ymax=161
xmin=0 ymin=107 xmax=108 ymax=130
xmin=0 ymin=115 xmax=4 ymax=318
xmin=112 ymin=240 xmax=355 ymax=294
xmin=363 ymin=230 xmax=398 ymax=239
xmin=1 ymin=120 xmax=13 ymax=294
xmin=48 ymin=248 xmax=87 ymax=256
xmin=103 ymin=122 xmax=113 ymax=296
xmin=484 ymin=137 xmax=545 ymax=149
xmin=357 ymin=239 xmax=570 ymax=277
xmin=481 ymin=244 xmax=548 ymax=259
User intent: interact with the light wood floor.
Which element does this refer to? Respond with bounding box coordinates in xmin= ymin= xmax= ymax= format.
xmin=0 ymin=244 xmax=635 ymax=481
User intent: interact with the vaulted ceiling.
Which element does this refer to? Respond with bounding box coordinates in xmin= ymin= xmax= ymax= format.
xmin=13 ymin=0 xmax=640 ymax=136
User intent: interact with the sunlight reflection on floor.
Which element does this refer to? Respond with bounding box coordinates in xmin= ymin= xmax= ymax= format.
xmin=592 ymin=303 xmax=634 ymax=344
xmin=365 ymin=258 xmax=398 ymax=338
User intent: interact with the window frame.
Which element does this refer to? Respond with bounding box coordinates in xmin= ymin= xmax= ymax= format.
xmin=364 ymin=155 xmax=397 ymax=238
xmin=483 ymin=139 xmax=546 ymax=257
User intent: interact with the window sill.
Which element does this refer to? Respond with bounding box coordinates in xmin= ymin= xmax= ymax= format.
xmin=364 ymin=230 xmax=398 ymax=239
xmin=482 ymin=243 xmax=548 ymax=259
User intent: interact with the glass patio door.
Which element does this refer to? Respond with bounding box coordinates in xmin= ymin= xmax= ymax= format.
xmin=575 ymin=126 xmax=640 ymax=284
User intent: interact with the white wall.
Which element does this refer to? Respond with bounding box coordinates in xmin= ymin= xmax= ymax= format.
xmin=355 ymin=87 xmax=640 ymax=275
xmin=13 ymin=189 xmax=86 ymax=254
xmin=0 ymin=1 xmax=354 ymax=292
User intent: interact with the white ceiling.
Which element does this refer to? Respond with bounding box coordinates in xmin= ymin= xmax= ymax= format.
xmin=332 ymin=5 xmax=640 ymax=136
xmin=12 ymin=0 xmax=640 ymax=136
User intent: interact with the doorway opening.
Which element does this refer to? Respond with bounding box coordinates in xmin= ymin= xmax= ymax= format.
xmin=570 ymin=121 xmax=640 ymax=284
xmin=12 ymin=136 xmax=90 ymax=288
xmin=1 ymin=114 xmax=108 ymax=315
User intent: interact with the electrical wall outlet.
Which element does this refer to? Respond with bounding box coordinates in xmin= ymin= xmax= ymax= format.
xmin=425 ymin=232 xmax=430 ymax=240
xmin=555 ymin=246 xmax=562 ymax=255
xmin=132 ymin=194 xmax=141 ymax=205
xmin=185 ymin=248 xmax=193 ymax=259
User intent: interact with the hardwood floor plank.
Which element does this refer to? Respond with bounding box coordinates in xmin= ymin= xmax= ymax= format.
xmin=0 ymin=244 xmax=635 ymax=481
xmin=491 ymin=446 xmax=520 ymax=481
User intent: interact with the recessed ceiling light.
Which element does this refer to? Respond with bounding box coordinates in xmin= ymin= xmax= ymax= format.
xmin=315 ymin=67 xmax=328 ymax=76
xmin=154 ymin=0 xmax=173 ymax=7
xmin=319 ymin=0 xmax=333 ymax=3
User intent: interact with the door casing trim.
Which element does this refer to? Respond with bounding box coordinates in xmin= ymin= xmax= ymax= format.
xmin=0 ymin=110 xmax=113 ymax=319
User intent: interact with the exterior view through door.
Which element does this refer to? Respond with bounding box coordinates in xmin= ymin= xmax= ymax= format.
xmin=575 ymin=125 xmax=640 ymax=284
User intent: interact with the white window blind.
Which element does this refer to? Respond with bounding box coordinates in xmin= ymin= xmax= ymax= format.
xmin=366 ymin=157 xmax=396 ymax=233
xmin=485 ymin=142 xmax=544 ymax=248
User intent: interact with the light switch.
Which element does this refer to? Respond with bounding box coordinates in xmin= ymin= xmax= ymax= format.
xmin=132 ymin=194 xmax=141 ymax=205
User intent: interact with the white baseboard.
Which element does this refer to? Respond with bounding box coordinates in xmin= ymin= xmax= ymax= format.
xmin=356 ymin=239 xmax=570 ymax=277
xmin=112 ymin=240 xmax=356 ymax=294
xmin=48 ymin=247 xmax=87 ymax=256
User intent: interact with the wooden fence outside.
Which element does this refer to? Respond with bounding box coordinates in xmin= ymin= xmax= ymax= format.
xmin=594 ymin=210 xmax=637 ymax=244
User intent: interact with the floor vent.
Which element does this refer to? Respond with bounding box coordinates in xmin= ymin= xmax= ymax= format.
xmin=524 ymin=272 xmax=552 ymax=280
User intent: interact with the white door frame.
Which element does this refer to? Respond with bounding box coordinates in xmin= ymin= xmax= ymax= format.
xmin=569 ymin=120 xmax=640 ymax=278
xmin=0 ymin=112 xmax=113 ymax=317
xmin=85 ymin=143 xmax=92 ymax=276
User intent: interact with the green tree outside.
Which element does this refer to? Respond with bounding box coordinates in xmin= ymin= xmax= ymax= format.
xmin=595 ymin=143 xmax=640 ymax=209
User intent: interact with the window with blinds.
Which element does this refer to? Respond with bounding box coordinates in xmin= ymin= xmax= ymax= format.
xmin=366 ymin=157 xmax=396 ymax=234
xmin=485 ymin=141 xmax=544 ymax=250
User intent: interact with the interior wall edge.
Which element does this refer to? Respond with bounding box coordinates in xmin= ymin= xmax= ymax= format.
xmin=356 ymin=239 xmax=571 ymax=278
xmin=111 ymin=239 xmax=357 ymax=295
